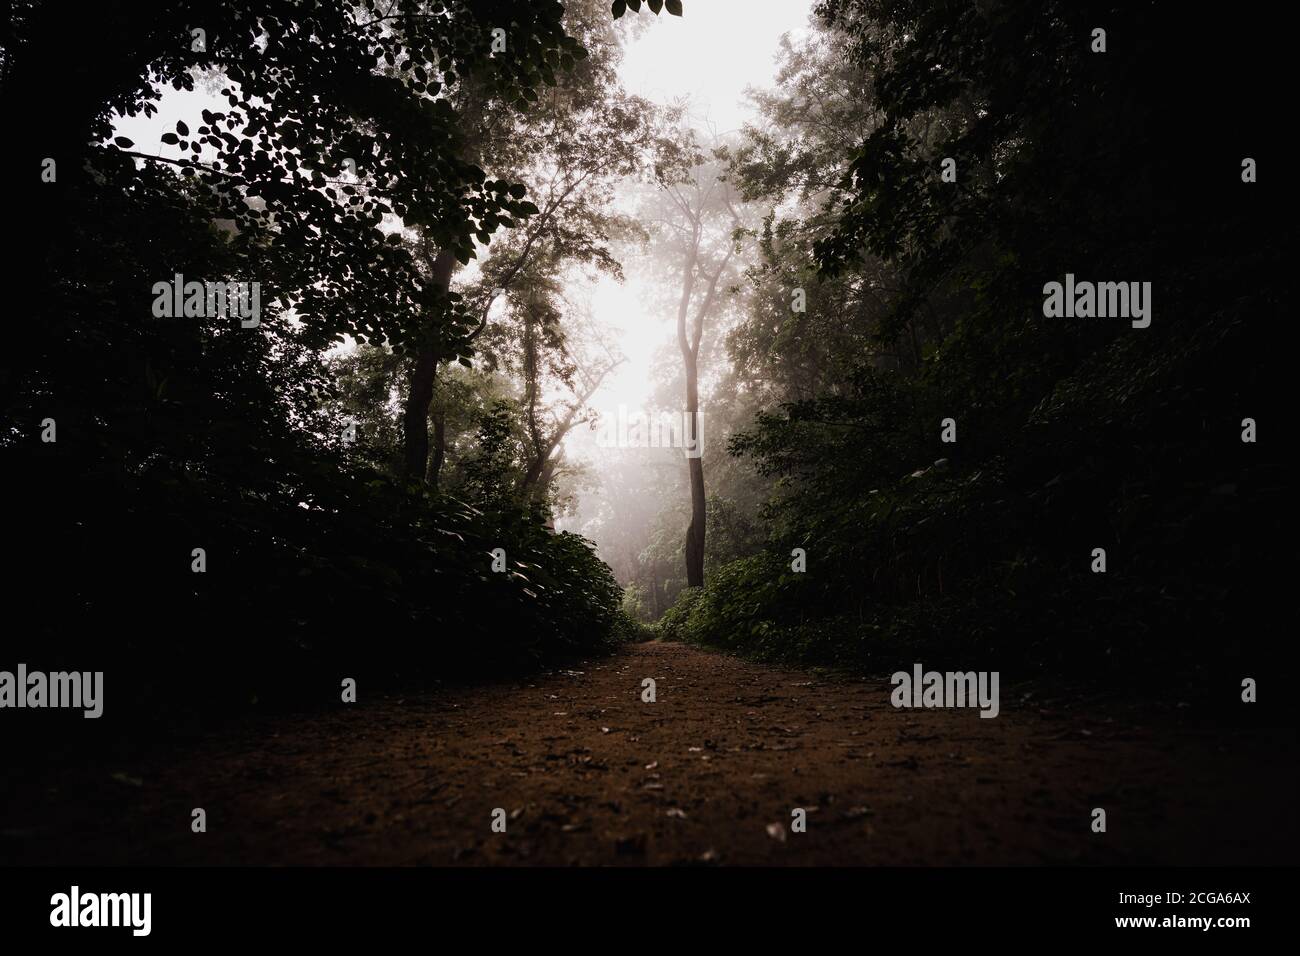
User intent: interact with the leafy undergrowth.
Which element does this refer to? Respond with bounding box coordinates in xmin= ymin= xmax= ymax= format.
xmin=658 ymin=306 xmax=1287 ymax=695
xmin=2 ymin=140 xmax=637 ymax=743
xmin=7 ymin=448 xmax=634 ymax=727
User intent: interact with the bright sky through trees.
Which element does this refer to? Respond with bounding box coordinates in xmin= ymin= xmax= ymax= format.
xmin=574 ymin=0 xmax=812 ymax=447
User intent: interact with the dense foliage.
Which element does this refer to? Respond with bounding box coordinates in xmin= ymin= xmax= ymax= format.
xmin=0 ymin=0 xmax=679 ymax=723
xmin=0 ymin=0 xmax=1283 ymax=724
xmin=655 ymin=1 xmax=1285 ymax=690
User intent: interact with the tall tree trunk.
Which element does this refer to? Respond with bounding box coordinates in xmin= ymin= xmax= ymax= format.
xmin=682 ymin=347 xmax=706 ymax=588
xmin=427 ymin=408 xmax=447 ymax=488
xmin=676 ymin=244 xmax=706 ymax=589
xmin=675 ymin=237 xmax=731 ymax=590
xmin=402 ymin=248 xmax=458 ymax=480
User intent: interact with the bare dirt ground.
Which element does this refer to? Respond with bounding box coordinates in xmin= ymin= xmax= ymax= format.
xmin=4 ymin=643 xmax=1295 ymax=866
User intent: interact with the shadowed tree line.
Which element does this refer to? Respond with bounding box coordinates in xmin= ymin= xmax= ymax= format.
xmin=627 ymin=1 xmax=1287 ymax=696
xmin=0 ymin=0 xmax=680 ymax=728
xmin=0 ymin=0 xmax=1288 ymax=741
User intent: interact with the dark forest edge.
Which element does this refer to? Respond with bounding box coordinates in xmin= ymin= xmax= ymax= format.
xmin=1 ymin=0 xmax=1287 ymax=739
xmin=3 ymin=0 xmax=675 ymax=731
xmin=653 ymin=1 xmax=1286 ymax=698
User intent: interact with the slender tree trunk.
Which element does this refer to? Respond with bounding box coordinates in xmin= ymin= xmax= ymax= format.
xmin=427 ymin=408 xmax=447 ymax=488
xmin=676 ymin=245 xmax=706 ymax=589
xmin=403 ymin=345 xmax=438 ymax=480
xmin=402 ymin=249 xmax=458 ymax=480
xmin=676 ymin=237 xmax=731 ymax=590
xmin=682 ymin=347 xmax=706 ymax=588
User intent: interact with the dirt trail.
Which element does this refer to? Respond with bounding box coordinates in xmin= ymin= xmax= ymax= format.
xmin=5 ymin=643 xmax=1295 ymax=865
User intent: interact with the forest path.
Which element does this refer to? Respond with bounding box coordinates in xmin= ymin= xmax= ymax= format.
xmin=9 ymin=643 xmax=1294 ymax=865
